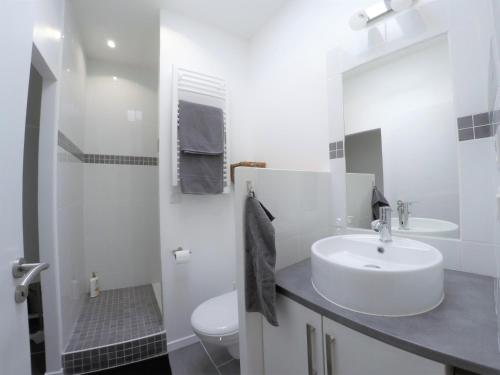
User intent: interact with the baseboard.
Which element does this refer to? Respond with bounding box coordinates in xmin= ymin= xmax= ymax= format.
xmin=45 ymin=369 xmax=63 ymax=375
xmin=167 ymin=334 xmax=199 ymax=352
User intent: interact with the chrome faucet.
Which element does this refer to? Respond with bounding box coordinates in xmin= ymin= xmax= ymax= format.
xmin=373 ymin=206 xmax=392 ymax=242
xmin=396 ymin=200 xmax=412 ymax=230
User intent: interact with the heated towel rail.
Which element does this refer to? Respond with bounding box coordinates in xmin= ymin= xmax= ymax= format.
xmin=171 ymin=66 xmax=230 ymax=193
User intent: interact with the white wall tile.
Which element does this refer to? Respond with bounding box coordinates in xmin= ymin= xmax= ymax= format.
xmin=56 ymin=5 xmax=87 ymax=351
xmin=84 ymin=60 xmax=158 ymax=156
xmin=83 ymin=164 xmax=161 ymax=290
xmin=460 ymin=241 xmax=498 ymax=277
xmin=459 ymin=138 xmax=497 ymax=243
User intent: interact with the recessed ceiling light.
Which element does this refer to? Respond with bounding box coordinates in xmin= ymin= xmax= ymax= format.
xmin=112 ymin=76 xmax=118 ymax=81
xmin=107 ymin=39 xmax=116 ymax=49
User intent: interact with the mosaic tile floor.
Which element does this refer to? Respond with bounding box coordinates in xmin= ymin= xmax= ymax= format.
xmin=66 ymin=285 xmax=163 ymax=352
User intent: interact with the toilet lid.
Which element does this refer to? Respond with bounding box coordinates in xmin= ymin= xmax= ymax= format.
xmin=191 ymin=291 xmax=238 ymax=336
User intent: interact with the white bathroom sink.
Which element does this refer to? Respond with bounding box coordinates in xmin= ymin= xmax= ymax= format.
xmin=311 ymin=234 xmax=444 ymax=316
xmin=371 ymin=217 xmax=459 ymax=238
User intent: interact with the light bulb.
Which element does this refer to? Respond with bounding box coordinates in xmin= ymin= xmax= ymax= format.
xmin=390 ymin=0 xmax=414 ymax=12
xmin=349 ymin=10 xmax=369 ymax=31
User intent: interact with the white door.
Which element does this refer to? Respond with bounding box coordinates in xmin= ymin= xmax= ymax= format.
xmin=263 ymin=295 xmax=325 ymax=375
xmin=0 ymin=0 xmax=37 ymax=374
xmin=322 ymin=317 xmax=447 ymax=375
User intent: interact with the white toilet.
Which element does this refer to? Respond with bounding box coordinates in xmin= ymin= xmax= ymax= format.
xmin=191 ymin=290 xmax=239 ymax=359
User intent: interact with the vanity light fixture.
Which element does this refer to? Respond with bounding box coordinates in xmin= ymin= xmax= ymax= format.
xmin=349 ymin=0 xmax=416 ymax=30
xmin=106 ymin=39 xmax=116 ymax=49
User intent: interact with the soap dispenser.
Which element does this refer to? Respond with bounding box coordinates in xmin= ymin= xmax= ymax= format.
xmin=90 ymin=272 xmax=100 ymax=298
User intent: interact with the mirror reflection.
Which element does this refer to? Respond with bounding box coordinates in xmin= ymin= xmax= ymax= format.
xmin=343 ymin=36 xmax=460 ymax=239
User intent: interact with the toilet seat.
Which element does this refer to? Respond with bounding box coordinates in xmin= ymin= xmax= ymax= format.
xmin=191 ymin=290 xmax=238 ymax=337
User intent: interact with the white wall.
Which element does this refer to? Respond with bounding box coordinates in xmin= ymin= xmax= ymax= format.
xmin=234 ymin=168 xmax=332 ymax=375
xmin=56 ymin=2 xmax=87 ymax=351
xmin=248 ymin=1 xmax=334 ymax=171
xmin=83 ymin=164 xmax=161 ymax=290
xmin=159 ymin=10 xmax=252 ymax=348
xmin=30 ymin=0 xmax=74 ymax=372
xmin=325 ymin=0 xmax=500 ymax=277
xmin=83 ymin=59 xmax=161 ymax=291
xmin=84 ymin=60 xmax=159 ymax=156
xmin=343 ymin=37 xmax=459 ymax=226
xmin=33 ymin=0 xmax=64 ymax=78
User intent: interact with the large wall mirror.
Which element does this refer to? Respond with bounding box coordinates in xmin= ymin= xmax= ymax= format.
xmin=343 ymin=35 xmax=460 ymax=239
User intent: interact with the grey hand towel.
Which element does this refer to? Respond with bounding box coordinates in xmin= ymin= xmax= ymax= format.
xmin=372 ymin=186 xmax=390 ymax=220
xmin=245 ymin=196 xmax=278 ymax=327
xmin=178 ymin=100 xmax=224 ymax=155
xmin=179 ymin=153 xmax=223 ymax=194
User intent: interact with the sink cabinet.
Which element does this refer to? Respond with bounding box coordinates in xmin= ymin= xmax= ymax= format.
xmin=263 ymin=294 xmax=324 ymax=375
xmin=263 ymin=295 xmax=448 ymax=375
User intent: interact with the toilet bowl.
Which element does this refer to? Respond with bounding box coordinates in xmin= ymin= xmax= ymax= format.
xmin=191 ymin=290 xmax=239 ymax=359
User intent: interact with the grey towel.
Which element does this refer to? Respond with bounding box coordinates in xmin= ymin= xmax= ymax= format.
xmin=372 ymin=186 xmax=390 ymax=220
xmin=179 ymin=153 xmax=223 ymax=194
xmin=245 ymin=196 xmax=278 ymax=327
xmin=178 ymin=100 xmax=224 ymax=155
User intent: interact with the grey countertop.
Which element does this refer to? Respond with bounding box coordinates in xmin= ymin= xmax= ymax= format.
xmin=275 ymin=259 xmax=500 ymax=375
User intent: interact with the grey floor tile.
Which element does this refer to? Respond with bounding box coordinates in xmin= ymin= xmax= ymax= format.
xmin=219 ymin=360 xmax=240 ymax=375
xmin=201 ymin=341 xmax=233 ymax=367
xmin=66 ymin=284 xmax=163 ymax=351
xmin=169 ymin=343 xmax=219 ymax=375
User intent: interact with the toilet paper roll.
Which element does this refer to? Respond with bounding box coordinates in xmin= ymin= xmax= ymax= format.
xmin=174 ymin=249 xmax=191 ymax=264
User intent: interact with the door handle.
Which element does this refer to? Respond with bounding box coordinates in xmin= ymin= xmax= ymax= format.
xmin=306 ymin=324 xmax=318 ymax=375
xmin=12 ymin=258 xmax=49 ymax=303
xmin=325 ymin=334 xmax=336 ymax=375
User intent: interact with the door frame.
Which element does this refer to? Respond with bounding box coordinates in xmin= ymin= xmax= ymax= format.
xmin=31 ymin=44 xmax=64 ymax=374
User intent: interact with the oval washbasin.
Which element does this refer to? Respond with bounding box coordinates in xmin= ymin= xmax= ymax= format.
xmin=371 ymin=217 xmax=459 ymax=238
xmin=311 ymin=234 xmax=444 ymax=317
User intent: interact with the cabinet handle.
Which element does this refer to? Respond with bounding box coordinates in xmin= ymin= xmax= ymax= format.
xmin=306 ymin=324 xmax=317 ymax=375
xmin=325 ymin=334 xmax=336 ymax=375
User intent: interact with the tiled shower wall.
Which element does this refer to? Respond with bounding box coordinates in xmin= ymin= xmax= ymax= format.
xmin=82 ymin=59 xmax=161 ymax=292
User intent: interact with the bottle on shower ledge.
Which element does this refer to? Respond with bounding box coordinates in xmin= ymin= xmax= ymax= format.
xmin=90 ymin=272 xmax=100 ymax=298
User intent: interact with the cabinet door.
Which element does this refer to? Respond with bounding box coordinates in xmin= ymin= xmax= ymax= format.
xmin=322 ymin=317 xmax=447 ymax=375
xmin=263 ymin=295 xmax=324 ymax=375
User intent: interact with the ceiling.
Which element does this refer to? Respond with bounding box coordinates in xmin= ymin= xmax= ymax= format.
xmin=71 ymin=0 xmax=161 ymax=67
xmin=71 ymin=0 xmax=288 ymax=67
xmin=160 ymin=0 xmax=288 ymax=39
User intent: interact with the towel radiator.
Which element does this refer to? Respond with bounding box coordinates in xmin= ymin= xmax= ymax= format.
xmin=171 ymin=65 xmax=230 ymax=193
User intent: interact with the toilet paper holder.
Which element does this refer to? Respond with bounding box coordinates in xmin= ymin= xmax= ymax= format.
xmin=172 ymin=247 xmax=192 ymax=256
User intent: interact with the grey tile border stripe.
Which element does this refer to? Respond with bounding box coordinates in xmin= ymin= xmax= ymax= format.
xmin=458 ymin=128 xmax=474 ymax=142
xmin=58 ymin=131 xmax=158 ymax=166
xmin=457 ymin=111 xmax=499 ymax=142
xmin=329 ymin=140 xmax=344 ymax=160
xmin=84 ymin=154 xmax=158 ymax=166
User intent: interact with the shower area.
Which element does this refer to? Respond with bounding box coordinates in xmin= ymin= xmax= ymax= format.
xmin=57 ymin=1 xmax=164 ymax=373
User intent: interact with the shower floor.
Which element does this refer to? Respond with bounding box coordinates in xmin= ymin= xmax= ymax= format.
xmin=66 ymin=285 xmax=163 ymax=351
xmin=62 ymin=285 xmax=166 ymax=374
